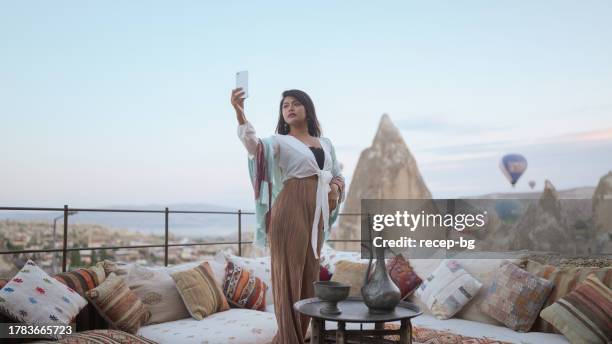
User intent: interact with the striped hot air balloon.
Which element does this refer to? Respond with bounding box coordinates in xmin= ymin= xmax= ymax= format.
xmin=499 ymin=154 xmax=527 ymax=187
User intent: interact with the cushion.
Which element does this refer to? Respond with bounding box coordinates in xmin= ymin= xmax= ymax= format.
xmin=319 ymin=243 xmax=362 ymax=274
xmin=0 ymin=260 xmax=88 ymax=339
xmin=136 ymin=308 xmax=278 ymax=344
xmin=32 ymin=329 xmax=158 ymax=344
xmin=407 ymin=257 xmax=526 ymax=325
xmin=452 ymin=258 xmax=524 ymax=326
xmin=480 ymin=262 xmax=553 ymax=332
xmin=216 ymin=251 xmax=272 ymax=305
xmin=540 ymin=274 xmax=612 ymax=344
xmin=170 ymin=261 xmax=229 ymax=320
xmin=319 ymin=266 xmax=332 ymax=282
xmin=165 ymin=257 xmax=226 ymax=289
xmin=526 ymin=259 xmax=612 ymax=333
xmin=53 ymin=267 xmax=109 ymax=331
xmin=97 ymin=260 xmax=133 ymax=277
xmin=415 ymin=260 xmax=482 ymax=320
xmin=86 ymin=272 xmax=151 ymax=334
xmin=123 ymin=264 xmax=190 ymax=324
xmin=223 ymin=261 xmax=267 ymax=311
xmin=330 ymin=260 xmax=369 ymax=297
xmin=386 ymin=255 xmax=422 ymax=299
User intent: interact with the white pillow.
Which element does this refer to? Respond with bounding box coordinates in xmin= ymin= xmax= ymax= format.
xmin=215 ymin=251 xmax=273 ymax=305
xmin=0 ymin=260 xmax=88 ymax=339
xmin=415 ymin=259 xmax=482 ymax=320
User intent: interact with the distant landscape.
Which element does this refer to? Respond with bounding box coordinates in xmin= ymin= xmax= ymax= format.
xmin=0 ymin=202 xmax=257 ymax=239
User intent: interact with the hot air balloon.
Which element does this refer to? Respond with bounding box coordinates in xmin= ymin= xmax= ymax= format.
xmin=529 ymin=180 xmax=536 ymax=189
xmin=499 ymin=154 xmax=527 ymax=187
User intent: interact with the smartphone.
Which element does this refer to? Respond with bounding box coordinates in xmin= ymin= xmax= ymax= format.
xmin=235 ymin=71 xmax=249 ymax=98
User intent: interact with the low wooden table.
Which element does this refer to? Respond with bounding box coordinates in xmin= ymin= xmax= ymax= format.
xmin=294 ymin=297 xmax=422 ymax=344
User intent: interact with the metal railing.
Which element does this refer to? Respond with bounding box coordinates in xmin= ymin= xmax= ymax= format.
xmin=0 ymin=205 xmax=361 ymax=272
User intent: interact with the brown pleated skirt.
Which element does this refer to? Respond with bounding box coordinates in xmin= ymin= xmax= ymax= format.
xmin=269 ymin=175 xmax=324 ymax=344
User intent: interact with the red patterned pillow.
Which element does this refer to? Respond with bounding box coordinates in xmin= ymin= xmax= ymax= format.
xmin=223 ymin=262 xmax=267 ymax=311
xmin=319 ymin=266 xmax=332 ymax=281
xmin=386 ymin=255 xmax=422 ymax=299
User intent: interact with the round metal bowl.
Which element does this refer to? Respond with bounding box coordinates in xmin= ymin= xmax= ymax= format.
xmin=313 ymin=281 xmax=350 ymax=315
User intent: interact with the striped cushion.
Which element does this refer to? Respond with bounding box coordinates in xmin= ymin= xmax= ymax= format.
xmin=170 ymin=261 xmax=230 ymax=320
xmin=540 ymin=274 xmax=612 ymax=343
xmin=223 ymin=261 xmax=267 ymax=311
xmin=32 ymin=329 xmax=157 ymax=343
xmin=86 ymin=273 xmax=151 ymax=334
xmin=54 ymin=267 xmax=108 ymax=331
xmin=526 ymin=260 xmax=612 ymax=333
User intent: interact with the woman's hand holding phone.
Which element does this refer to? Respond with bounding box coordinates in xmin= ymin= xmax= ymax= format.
xmin=231 ymin=88 xmax=246 ymax=124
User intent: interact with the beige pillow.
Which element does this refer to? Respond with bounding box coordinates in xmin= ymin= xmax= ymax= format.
xmin=170 ymin=261 xmax=230 ymax=320
xmin=124 ymin=264 xmax=190 ymax=324
xmin=86 ymin=272 xmax=151 ymax=334
xmin=97 ymin=260 xmax=132 ymax=277
xmin=87 ymin=263 xmax=107 ymax=284
xmin=330 ymin=260 xmax=369 ymax=297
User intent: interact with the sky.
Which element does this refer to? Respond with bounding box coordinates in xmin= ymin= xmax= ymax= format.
xmin=1 ymin=1 xmax=611 ymax=211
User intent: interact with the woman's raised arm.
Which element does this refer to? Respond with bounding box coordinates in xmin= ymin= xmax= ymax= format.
xmin=232 ymin=87 xmax=260 ymax=157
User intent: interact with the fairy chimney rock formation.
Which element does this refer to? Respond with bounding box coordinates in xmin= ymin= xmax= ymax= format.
xmin=509 ymin=180 xmax=574 ymax=253
xmin=593 ymin=171 xmax=612 ymax=238
xmin=539 ymin=179 xmax=562 ymax=219
xmin=331 ymin=114 xmax=431 ymax=250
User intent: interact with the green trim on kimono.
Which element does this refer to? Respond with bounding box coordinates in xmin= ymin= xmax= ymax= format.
xmin=248 ymin=136 xmax=341 ymax=249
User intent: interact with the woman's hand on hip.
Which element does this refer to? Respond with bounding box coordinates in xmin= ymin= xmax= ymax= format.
xmin=328 ymin=183 xmax=340 ymax=211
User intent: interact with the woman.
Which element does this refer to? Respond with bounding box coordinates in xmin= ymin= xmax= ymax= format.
xmin=231 ymin=88 xmax=345 ymax=343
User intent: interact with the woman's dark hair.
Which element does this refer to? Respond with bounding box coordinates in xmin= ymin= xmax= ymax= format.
xmin=276 ymin=89 xmax=321 ymax=137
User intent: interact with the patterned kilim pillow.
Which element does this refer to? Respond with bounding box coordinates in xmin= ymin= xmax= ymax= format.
xmin=218 ymin=251 xmax=273 ymax=305
xmin=480 ymin=262 xmax=553 ymax=332
xmin=0 ymin=260 xmax=88 ymax=339
xmin=540 ymin=274 xmax=612 ymax=344
xmin=86 ymin=272 xmax=151 ymax=334
xmin=386 ymin=255 xmax=422 ymax=300
xmin=54 ymin=267 xmax=109 ymax=332
xmin=525 ymin=260 xmax=612 ymax=333
xmin=170 ymin=261 xmax=230 ymax=320
xmin=223 ymin=261 xmax=267 ymax=311
xmin=415 ymin=260 xmax=482 ymax=320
